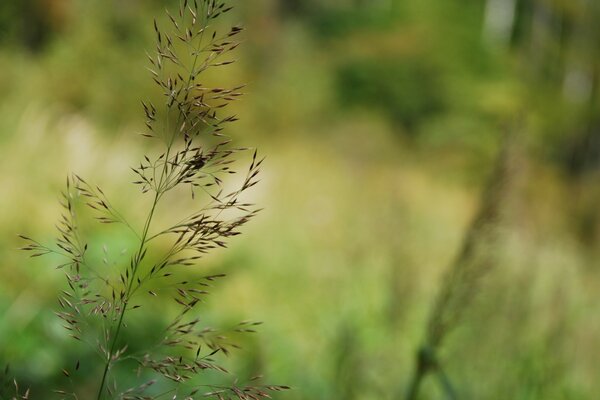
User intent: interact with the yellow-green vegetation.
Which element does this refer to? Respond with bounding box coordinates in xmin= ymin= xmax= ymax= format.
xmin=1 ymin=0 xmax=600 ymax=399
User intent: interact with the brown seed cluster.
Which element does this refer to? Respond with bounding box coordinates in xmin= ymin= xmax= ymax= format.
xmin=18 ymin=1 xmax=289 ymax=399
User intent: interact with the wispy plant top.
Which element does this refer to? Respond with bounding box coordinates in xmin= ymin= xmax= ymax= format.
xmin=19 ymin=1 xmax=288 ymax=399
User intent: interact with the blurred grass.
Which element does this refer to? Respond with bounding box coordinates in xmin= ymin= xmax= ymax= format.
xmin=1 ymin=0 xmax=600 ymax=398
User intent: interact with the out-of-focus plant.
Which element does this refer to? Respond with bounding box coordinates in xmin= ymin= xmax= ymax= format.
xmin=1 ymin=365 xmax=30 ymax=400
xmin=18 ymin=1 xmax=288 ymax=399
xmin=404 ymin=135 xmax=518 ymax=400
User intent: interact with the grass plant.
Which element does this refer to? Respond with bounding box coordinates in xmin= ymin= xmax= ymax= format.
xmin=16 ymin=1 xmax=288 ymax=398
xmin=405 ymin=135 xmax=519 ymax=400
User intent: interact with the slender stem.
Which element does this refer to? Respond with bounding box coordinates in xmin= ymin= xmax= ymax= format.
xmin=404 ymin=346 xmax=458 ymax=400
xmin=96 ymin=7 xmax=209 ymax=398
xmin=436 ymin=363 xmax=458 ymax=400
xmin=404 ymin=346 xmax=433 ymax=400
xmin=95 ymin=193 xmax=160 ymax=400
xmin=405 ymin=362 xmax=427 ymax=400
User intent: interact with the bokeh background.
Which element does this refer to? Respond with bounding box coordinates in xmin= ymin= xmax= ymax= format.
xmin=1 ymin=0 xmax=600 ymax=398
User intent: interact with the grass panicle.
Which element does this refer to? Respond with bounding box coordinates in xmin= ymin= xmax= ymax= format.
xmin=404 ymin=134 xmax=520 ymax=400
xmin=19 ymin=1 xmax=289 ymax=399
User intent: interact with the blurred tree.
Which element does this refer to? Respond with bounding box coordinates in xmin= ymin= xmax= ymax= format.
xmin=483 ymin=0 xmax=518 ymax=47
xmin=277 ymin=0 xmax=396 ymax=36
xmin=337 ymin=57 xmax=445 ymax=133
xmin=0 ymin=0 xmax=70 ymax=51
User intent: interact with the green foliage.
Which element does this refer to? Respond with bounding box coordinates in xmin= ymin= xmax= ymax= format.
xmin=0 ymin=0 xmax=53 ymax=51
xmin=1 ymin=0 xmax=600 ymax=398
xmin=337 ymin=57 xmax=445 ymax=131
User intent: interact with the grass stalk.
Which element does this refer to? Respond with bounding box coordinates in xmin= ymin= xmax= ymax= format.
xmin=95 ymin=192 xmax=159 ymax=400
xmin=21 ymin=1 xmax=289 ymax=398
xmin=403 ymin=133 xmax=518 ymax=399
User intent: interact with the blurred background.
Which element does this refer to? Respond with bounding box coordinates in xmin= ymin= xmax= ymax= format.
xmin=1 ymin=0 xmax=600 ymax=398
